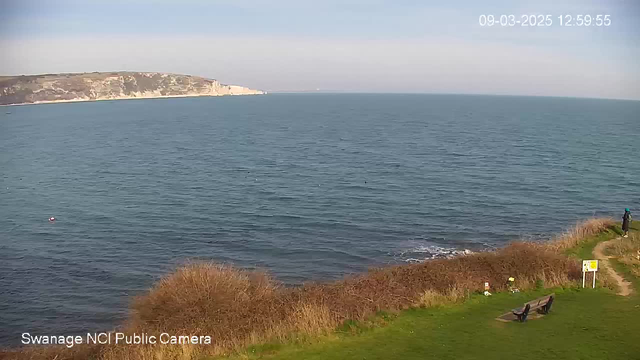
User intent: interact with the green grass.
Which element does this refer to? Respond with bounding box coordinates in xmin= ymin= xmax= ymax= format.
xmin=216 ymin=225 xmax=640 ymax=360
xmin=233 ymin=288 xmax=639 ymax=360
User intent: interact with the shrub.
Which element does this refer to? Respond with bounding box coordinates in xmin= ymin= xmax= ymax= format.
xmin=546 ymin=218 xmax=616 ymax=252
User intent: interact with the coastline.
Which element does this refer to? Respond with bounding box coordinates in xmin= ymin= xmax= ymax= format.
xmin=0 ymin=92 xmax=266 ymax=107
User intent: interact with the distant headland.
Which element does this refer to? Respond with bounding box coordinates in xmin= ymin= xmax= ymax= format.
xmin=0 ymin=72 xmax=265 ymax=106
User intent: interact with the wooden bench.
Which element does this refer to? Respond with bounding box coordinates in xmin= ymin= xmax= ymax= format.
xmin=512 ymin=293 xmax=555 ymax=322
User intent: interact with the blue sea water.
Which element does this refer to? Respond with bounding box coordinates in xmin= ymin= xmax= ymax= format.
xmin=0 ymin=94 xmax=638 ymax=344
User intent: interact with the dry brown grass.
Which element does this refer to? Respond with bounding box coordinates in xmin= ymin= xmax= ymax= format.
xmin=545 ymin=218 xmax=616 ymax=252
xmin=3 ymin=219 xmax=614 ymax=360
xmin=607 ymin=231 xmax=640 ymax=277
xmin=606 ymin=231 xmax=640 ymax=257
xmin=415 ymin=286 xmax=467 ymax=308
xmin=0 ymin=344 xmax=102 ymax=360
xmin=100 ymin=343 xmax=199 ymax=360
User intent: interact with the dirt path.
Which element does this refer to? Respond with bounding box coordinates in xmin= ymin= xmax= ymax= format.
xmin=593 ymin=238 xmax=633 ymax=296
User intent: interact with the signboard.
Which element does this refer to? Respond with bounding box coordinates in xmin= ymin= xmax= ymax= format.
xmin=582 ymin=260 xmax=598 ymax=272
xmin=582 ymin=260 xmax=598 ymax=288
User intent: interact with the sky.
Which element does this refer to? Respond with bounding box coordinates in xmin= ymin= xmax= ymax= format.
xmin=1 ymin=0 xmax=639 ymax=99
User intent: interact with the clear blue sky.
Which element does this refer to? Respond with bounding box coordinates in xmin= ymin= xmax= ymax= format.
xmin=1 ymin=0 xmax=638 ymax=99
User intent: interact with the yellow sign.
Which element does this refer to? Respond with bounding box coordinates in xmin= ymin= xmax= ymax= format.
xmin=582 ymin=260 xmax=598 ymax=272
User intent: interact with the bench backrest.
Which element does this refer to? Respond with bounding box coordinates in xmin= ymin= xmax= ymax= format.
xmin=524 ymin=293 xmax=555 ymax=308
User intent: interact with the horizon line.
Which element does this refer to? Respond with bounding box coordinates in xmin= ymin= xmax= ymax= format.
xmin=265 ymin=91 xmax=640 ymax=102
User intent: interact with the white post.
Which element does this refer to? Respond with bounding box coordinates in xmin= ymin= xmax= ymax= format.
xmin=582 ymin=270 xmax=585 ymax=288
xmin=592 ymin=272 xmax=596 ymax=289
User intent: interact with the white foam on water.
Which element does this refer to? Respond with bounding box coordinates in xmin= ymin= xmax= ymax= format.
xmin=395 ymin=244 xmax=475 ymax=263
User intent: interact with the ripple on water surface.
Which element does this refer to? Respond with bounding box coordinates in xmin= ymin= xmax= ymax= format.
xmin=0 ymin=94 xmax=638 ymax=344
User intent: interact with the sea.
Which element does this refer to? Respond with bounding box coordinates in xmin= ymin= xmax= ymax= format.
xmin=0 ymin=94 xmax=638 ymax=345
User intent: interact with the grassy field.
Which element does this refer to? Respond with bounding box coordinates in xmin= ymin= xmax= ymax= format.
xmin=221 ymin=222 xmax=640 ymax=360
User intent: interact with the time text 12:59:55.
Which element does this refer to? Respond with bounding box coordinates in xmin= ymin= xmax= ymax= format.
xmin=479 ymin=14 xmax=611 ymax=27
